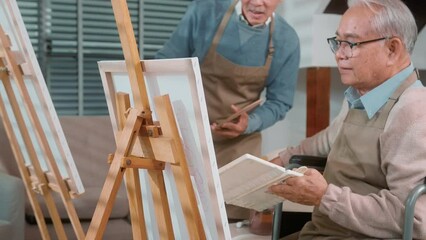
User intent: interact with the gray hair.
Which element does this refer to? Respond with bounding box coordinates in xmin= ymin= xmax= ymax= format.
xmin=347 ymin=0 xmax=417 ymax=54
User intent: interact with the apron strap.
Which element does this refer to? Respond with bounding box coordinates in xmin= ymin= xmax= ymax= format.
xmin=211 ymin=0 xmax=240 ymax=49
xmin=265 ymin=17 xmax=275 ymax=68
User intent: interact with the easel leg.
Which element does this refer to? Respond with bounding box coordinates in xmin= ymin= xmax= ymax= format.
xmin=117 ymin=88 xmax=148 ymax=239
xmin=25 ymin=186 xmax=51 ymax=240
xmin=39 ymin=185 xmax=68 ymax=239
xmin=0 ymin=60 xmax=66 ymax=240
xmin=125 ymin=168 xmax=147 ymax=239
xmin=115 ymin=92 xmax=175 ymax=239
xmin=0 ymin=71 xmax=53 ymax=240
xmin=154 ymin=95 xmax=206 ymax=239
xmin=85 ymin=109 xmax=143 ymax=240
xmin=147 ymin=169 xmax=175 ymax=239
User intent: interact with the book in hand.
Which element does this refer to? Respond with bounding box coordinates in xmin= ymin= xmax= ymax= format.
xmin=219 ymin=153 xmax=305 ymax=212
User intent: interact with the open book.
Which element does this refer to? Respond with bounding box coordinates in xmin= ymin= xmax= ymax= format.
xmin=219 ymin=154 xmax=305 ymax=211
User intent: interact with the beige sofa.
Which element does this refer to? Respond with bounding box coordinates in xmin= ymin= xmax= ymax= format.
xmin=0 ymin=116 xmax=133 ymax=240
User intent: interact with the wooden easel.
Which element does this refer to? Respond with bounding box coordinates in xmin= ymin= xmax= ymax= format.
xmin=85 ymin=0 xmax=206 ymax=239
xmin=0 ymin=26 xmax=84 ymax=240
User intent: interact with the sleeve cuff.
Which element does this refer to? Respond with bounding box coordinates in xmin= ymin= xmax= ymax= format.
xmin=278 ymin=146 xmax=303 ymax=166
xmin=244 ymin=113 xmax=262 ymax=134
xmin=319 ymin=184 xmax=342 ymax=215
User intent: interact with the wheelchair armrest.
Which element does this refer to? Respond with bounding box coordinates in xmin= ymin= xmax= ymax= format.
xmin=403 ymin=179 xmax=426 ymax=240
xmin=288 ymin=155 xmax=327 ymax=173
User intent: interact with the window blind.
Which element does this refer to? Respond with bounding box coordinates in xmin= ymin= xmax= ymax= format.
xmin=17 ymin=0 xmax=191 ymax=115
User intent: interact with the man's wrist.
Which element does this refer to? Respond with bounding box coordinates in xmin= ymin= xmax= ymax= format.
xmin=318 ymin=184 xmax=341 ymax=214
xmin=244 ymin=113 xmax=261 ymax=134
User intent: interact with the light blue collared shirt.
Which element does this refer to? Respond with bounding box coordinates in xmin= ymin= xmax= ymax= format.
xmin=344 ymin=63 xmax=422 ymax=119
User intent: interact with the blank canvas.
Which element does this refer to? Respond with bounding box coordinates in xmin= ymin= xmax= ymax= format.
xmin=98 ymin=58 xmax=231 ymax=239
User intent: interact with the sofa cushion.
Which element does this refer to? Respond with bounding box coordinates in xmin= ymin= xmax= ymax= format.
xmin=24 ymin=116 xmax=130 ymax=220
xmin=1 ymin=116 xmax=130 ymax=220
xmin=0 ymin=220 xmax=12 ymax=239
xmin=25 ymin=186 xmax=129 ymax=220
xmin=0 ymin=172 xmax=25 ymax=240
xmin=24 ymin=217 xmax=132 ymax=240
xmin=59 ymin=116 xmax=119 ymax=189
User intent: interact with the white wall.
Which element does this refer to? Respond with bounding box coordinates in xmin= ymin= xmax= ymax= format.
xmin=261 ymin=68 xmax=346 ymax=156
xmin=261 ymin=0 xmax=345 ymax=155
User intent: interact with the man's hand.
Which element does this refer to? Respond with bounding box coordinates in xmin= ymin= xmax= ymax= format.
xmin=211 ymin=105 xmax=248 ymax=140
xmin=269 ymin=168 xmax=328 ymax=206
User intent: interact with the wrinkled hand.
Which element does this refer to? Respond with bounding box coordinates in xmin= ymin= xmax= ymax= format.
xmin=211 ymin=105 xmax=248 ymax=140
xmin=269 ymin=168 xmax=328 ymax=206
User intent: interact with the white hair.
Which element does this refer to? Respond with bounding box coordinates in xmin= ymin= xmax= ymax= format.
xmin=347 ymin=0 xmax=417 ymax=54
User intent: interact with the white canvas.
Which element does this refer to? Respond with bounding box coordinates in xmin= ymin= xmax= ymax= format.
xmin=98 ymin=58 xmax=231 ymax=239
xmin=0 ymin=0 xmax=84 ymax=194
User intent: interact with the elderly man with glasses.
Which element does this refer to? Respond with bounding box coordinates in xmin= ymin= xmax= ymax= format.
xmin=269 ymin=0 xmax=426 ymax=239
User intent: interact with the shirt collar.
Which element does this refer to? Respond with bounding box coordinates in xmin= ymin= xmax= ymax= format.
xmin=235 ymin=0 xmax=272 ymax=28
xmin=344 ymin=63 xmax=415 ymax=119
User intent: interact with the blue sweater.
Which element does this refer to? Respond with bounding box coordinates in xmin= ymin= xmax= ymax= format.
xmin=156 ymin=0 xmax=300 ymax=133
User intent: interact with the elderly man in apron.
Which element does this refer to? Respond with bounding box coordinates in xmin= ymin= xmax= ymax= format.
xmin=156 ymin=0 xmax=300 ymax=220
xmin=269 ymin=0 xmax=426 ymax=239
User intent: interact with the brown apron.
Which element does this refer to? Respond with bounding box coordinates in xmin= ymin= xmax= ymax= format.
xmin=299 ymin=71 xmax=418 ymax=239
xmin=200 ymin=0 xmax=274 ymax=219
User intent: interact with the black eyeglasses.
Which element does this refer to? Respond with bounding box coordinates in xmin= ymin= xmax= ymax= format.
xmin=327 ymin=36 xmax=389 ymax=58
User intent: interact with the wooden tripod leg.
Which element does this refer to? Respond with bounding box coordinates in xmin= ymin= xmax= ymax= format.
xmin=116 ymin=93 xmax=174 ymax=238
xmin=39 ymin=185 xmax=68 ymax=239
xmin=0 ymin=71 xmax=51 ymax=240
xmin=132 ymin=124 xmax=175 ymax=238
xmin=0 ymin=60 xmax=66 ymax=240
xmin=134 ymin=121 xmax=175 ymax=238
xmin=2 ymin=31 xmax=84 ymax=239
xmin=124 ymin=168 xmax=147 ymax=238
xmin=85 ymin=109 xmax=143 ymax=240
xmin=25 ymin=188 xmax=51 ymax=240
xmin=116 ymin=93 xmax=147 ymax=239
xmin=154 ymin=95 xmax=206 ymax=239
xmin=147 ymin=169 xmax=174 ymax=239
xmin=3 ymin=29 xmax=84 ymax=239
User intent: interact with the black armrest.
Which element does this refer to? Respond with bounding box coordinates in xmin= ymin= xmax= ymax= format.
xmin=288 ymin=155 xmax=327 ymax=173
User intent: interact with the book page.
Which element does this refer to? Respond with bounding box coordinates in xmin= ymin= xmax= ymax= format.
xmin=227 ymin=182 xmax=286 ymax=211
xmin=219 ymin=154 xmax=303 ymax=211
